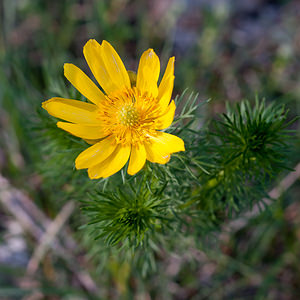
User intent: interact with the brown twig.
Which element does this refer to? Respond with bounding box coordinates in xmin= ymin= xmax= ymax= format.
xmin=0 ymin=173 xmax=99 ymax=294
xmin=26 ymin=201 xmax=75 ymax=275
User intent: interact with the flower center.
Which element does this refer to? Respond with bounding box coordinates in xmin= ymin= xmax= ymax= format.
xmin=118 ymin=105 xmax=139 ymax=127
xmin=97 ymin=88 xmax=160 ymax=145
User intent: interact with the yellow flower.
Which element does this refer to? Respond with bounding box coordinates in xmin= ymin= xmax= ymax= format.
xmin=42 ymin=40 xmax=185 ymax=179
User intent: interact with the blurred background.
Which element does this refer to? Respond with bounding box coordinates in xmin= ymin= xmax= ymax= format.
xmin=0 ymin=0 xmax=300 ymax=299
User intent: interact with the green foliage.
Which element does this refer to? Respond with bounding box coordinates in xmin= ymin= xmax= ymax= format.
xmin=82 ymin=171 xmax=171 ymax=248
xmin=34 ymin=90 xmax=297 ymax=272
xmin=76 ymin=94 xmax=297 ymax=275
xmin=184 ymin=99 xmax=297 ymax=223
xmin=217 ymin=98 xmax=295 ymax=175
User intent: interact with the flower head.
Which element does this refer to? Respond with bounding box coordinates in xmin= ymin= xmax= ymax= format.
xmin=42 ymin=40 xmax=185 ymax=179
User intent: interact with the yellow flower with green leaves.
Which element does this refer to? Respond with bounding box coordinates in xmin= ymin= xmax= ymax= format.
xmin=42 ymin=40 xmax=185 ymax=179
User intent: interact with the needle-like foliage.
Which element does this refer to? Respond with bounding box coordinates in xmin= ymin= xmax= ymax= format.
xmin=191 ymin=99 xmax=297 ymax=220
xmin=36 ymin=90 xmax=297 ymax=274
xmin=82 ymin=171 xmax=171 ymax=248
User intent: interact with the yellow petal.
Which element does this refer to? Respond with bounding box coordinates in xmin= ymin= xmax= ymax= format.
xmin=42 ymin=98 xmax=100 ymax=124
xmin=145 ymin=132 xmax=185 ymax=164
xmin=64 ymin=63 xmax=106 ymax=106
xmin=145 ymin=146 xmax=170 ymax=164
xmin=88 ymin=144 xmax=131 ymax=179
xmin=101 ymin=40 xmax=130 ymax=90
xmin=83 ymin=39 xmax=118 ymax=94
xmin=127 ymin=144 xmax=146 ymax=175
xmin=136 ymin=49 xmax=160 ymax=97
xmin=57 ymin=122 xmax=105 ymax=139
xmin=155 ymin=100 xmax=176 ymax=130
xmin=158 ymin=57 xmax=175 ymax=110
xmin=75 ymin=137 xmax=116 ymax=169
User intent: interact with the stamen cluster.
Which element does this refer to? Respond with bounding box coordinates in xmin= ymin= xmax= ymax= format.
xmin=98 ymin=89 xmax=159 ymax=146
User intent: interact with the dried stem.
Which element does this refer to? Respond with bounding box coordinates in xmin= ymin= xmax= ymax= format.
xmin=0 ymin=173 xmax=99 ymax=294
xmin=26 ymin=201 xmax=75 ymax=275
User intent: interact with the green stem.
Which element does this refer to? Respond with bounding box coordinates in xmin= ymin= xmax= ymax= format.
xmin=180 ymin=170 xmax=224 ymax=209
